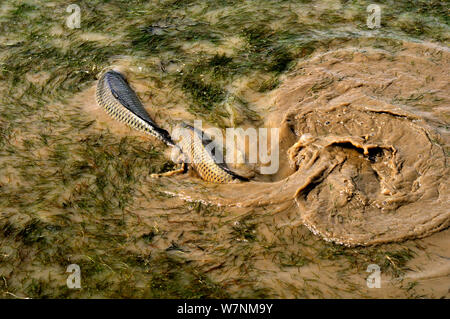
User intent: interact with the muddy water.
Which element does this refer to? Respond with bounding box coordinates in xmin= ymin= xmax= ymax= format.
xmin=1 ymin=0 xmax=449 ymax=300
xmin=154 ymin=41 xmax=449 ymax=244
xmin=80 ymin=40 xmax=449 ymax=297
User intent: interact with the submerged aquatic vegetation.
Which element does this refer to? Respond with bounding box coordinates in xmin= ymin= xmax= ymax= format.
xmin=0 ymin=0 xmax=448 ymax=298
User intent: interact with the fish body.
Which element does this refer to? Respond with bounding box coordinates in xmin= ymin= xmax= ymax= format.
xmin=96 ymin=70 xmax=247 ymax=184
xmin=175 ymin=123 xmax=248 ymax=183
xmin=96 ymin=70 xmax=175 ymax=146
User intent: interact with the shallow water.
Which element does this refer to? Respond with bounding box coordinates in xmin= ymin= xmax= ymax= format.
xmin=0 ymin=0 xmax=449 ymax=298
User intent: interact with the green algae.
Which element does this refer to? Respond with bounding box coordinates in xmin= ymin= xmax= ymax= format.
xmin=0 ymin=0 xmax=448 ymax=299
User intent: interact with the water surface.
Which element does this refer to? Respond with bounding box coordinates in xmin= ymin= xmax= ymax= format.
xmin=0 ymin=0 xmax=448 ymax=298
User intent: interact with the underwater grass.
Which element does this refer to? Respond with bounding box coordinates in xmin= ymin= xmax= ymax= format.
xmin=0 ymin=0 xmax=448 ymax=299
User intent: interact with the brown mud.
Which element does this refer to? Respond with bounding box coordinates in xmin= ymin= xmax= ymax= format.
xmin=140 ymin=41 xmax=450 ymax=246
xmin=77 ymin=40 xmax=449 ymax=298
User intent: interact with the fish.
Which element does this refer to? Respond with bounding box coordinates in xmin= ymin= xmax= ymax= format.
xmin=96 ymin=70 xmax=247 ymax=183
xmin=174 ymin=123 xmax=248 ymax=183
xmin=95 ymin=70 xmax=175 ymax=147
